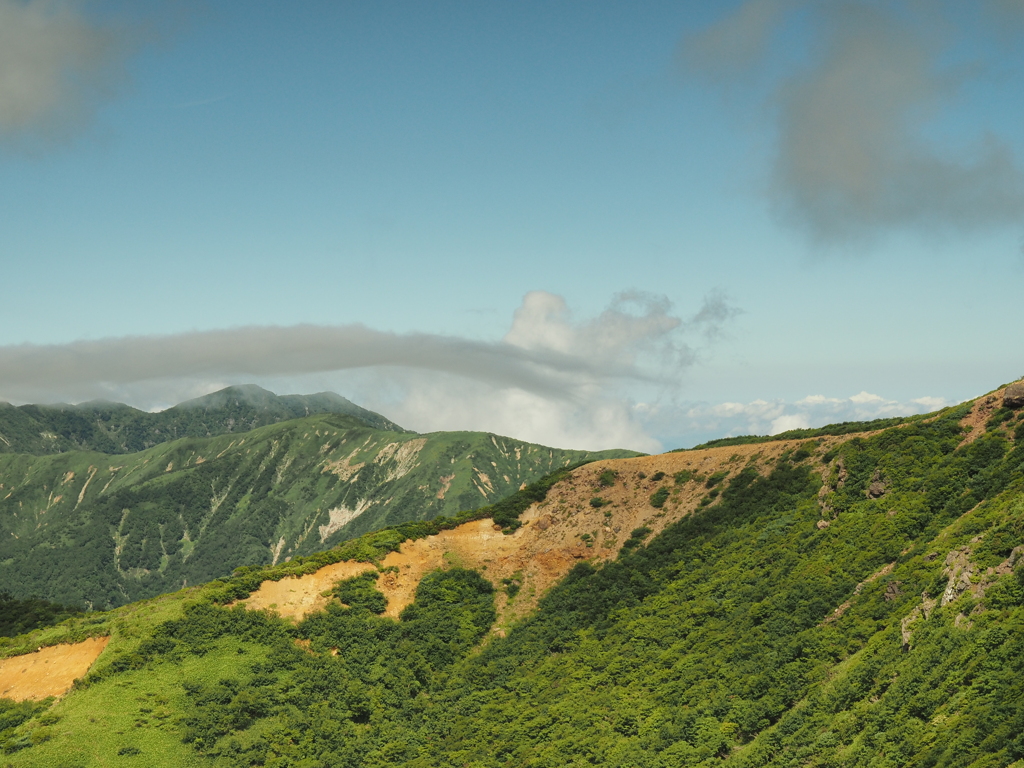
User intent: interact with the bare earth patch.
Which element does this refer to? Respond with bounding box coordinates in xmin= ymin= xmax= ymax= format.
xmin=0 ymin=637 xmax=110 ymax=701
xmin=959 ymin=388 xmax=1007 ymax=445
xmin=243 ymin=437 xmax=847 ymax=633
xmin=242 ymin=561 xmax=377 ymax=620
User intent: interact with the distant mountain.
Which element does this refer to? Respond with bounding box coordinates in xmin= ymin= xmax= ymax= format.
xmin=0 ymin=384 xmax=404 ymax=455
xmin=0 ymin=411 xmax=637 ymax=609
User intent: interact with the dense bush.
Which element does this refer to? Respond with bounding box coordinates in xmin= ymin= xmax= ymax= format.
xmin=649 ymin=487 xmax=670 ymax=508
xmin=0 ymin=594 xmax=83 ymax=638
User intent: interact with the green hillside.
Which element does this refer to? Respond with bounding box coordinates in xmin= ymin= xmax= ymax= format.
xmin=2 ymin=386 xmax=1023 ymax=767
xmin=0 ymin=384 xmax=403 ymax=455
xmin=0 ymin=413 xmax=635 ymax=610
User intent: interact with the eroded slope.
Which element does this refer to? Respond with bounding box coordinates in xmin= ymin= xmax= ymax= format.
xmin=0 ymin=415 xmax=633 ymax=609
xmin=243 ymin=436 xmax=846 ymax=629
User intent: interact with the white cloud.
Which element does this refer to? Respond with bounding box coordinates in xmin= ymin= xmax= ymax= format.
xmin=849 ymin=391 xmax=888 ymax=404
xmin=769 ymin=413 xmax=810 ymax=434
xmin=912 ymin=396 xmax=948 ymax=409
xmin=369 ymin=371 xmax=660 ymax=454
xmin=664 ymin=390 xmax=957 ymax=447
xmin=797 ymin=394 xmax=842 ymax=405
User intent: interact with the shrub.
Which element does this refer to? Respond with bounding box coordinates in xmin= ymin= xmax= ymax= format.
xmin=332 ymin=572 xmax=387 ymax=614
xmin=598 ymin=470 xmax=618 ymax=488
xmin=650 ymin=488 xmax=670 ymax=508
xmin=621 ymin=527 xmax=651 ymax=551
xmin=590 ymin=497 xmax=610 ymax=508
xmin=502 ymin=572 xmax=523 ymax=598
xmin=705 ymin=471 xmax=728 ymax=489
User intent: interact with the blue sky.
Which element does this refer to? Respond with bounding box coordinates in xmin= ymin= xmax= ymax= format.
xmin=1 ymin=0 xmax=1023 ymax=451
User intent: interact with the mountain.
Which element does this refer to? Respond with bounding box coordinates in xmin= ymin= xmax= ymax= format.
xmin=0 ymin=411 xmax=637 ymax=609
xmin=1 ymin=380 xmax=1022 ymax=767
xmin=0 ymin=384 xmax=404 ymax=455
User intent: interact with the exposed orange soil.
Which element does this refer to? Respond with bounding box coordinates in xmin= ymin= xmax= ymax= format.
xmin=0 ymin=636 xmax=109 ymax=701
xmin=244 ymin=437 xmax=848 ymax=632
xmin=242 ymin=561 xmax=377 ymax=620
xmin=960 ymin=387 xmax=1008 ymax=445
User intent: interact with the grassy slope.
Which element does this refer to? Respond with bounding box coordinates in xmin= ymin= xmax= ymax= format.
xmin=3 ymin=396 xmax=1023 ymax=766
xmin=0 ymin=413 xmax=635 ymax=609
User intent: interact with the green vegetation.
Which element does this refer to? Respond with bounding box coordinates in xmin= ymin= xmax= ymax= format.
xmin=332 ymin=572 xmax=387 ymax=613
xmin=649 ymin=487 xmax=670 ymax=508
xmin=620 ymin=525 xmax=652 ymax=551
xmin=597 ymin=470 xmax=618 ymax=488
xmin=0 ymin=699 xmax=47 ymax=754
xmin=674 ymin=469 xmax=694 ymax=485
xmin=680 ymin=413 xmax=932 ymax=451
xmin=502 ymin=572 xmax=524 ymax=598
xmin=3 ymin=393 xmax=1024 ymax=767
xmin=0 ymin=594 xmax=83 ymax=638
xmin=590 ymin=496 xmax=610 ymax=508
xmin=0 ymin=410 xmax=634 ymax=609
xmin=0 ymin=384 xmax=405 ymax=455
xmin=705 ymin=470 xmax=729 ymax=488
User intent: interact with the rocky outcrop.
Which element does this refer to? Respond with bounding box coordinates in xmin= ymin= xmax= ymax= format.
xmin=818 ymin=457 xmax=846 ymax=517
xmin=941 ymin=546 xmax=976 ymax=607
xmin=866 ymin=468 xmax=888 ymax=499
xmin=1003 ymin=382 xmax=1024 ymax=409
xmin=883 ymin=582 xmax=903 ymax=601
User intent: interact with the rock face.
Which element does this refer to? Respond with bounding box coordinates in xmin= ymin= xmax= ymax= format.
xmin=1003 ymin=382 xmax=1024 ymax=409
xmin=866 ymin=468 xmax=888 ymax=499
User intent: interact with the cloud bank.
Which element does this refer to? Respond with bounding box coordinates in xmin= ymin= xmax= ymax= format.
xmin=663 ymin=390 xmax=956 ymax=449
xmin=0 ymin=291 xmax=735 ymax=452
xmin=0 ymin=0 xmax=136 ymax=146
xmin=682 ymin=0 xmax=1024 ymax=244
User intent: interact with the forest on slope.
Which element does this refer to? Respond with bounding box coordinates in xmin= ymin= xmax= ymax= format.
xmin=0 ymin=390 xmax=634 ymax=610
xmin=1 ymin=383 xmax=1023 ymax=767
xmin=0 ymin=384 xmax=403 ymax=455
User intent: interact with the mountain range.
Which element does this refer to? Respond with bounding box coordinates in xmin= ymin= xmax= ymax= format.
xmin=1 ymin=380 xmax=1023 ymax=767
xmin=0 ymin=386 xmax=637 ymax=609
xmin=0 ymin=384 xmax=402 ymax=455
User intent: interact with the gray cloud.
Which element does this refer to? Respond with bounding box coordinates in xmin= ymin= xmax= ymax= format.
xmin=681 ymin=0 xmax=795 ymax=81
xmin=0 ymin=324 xmax=628 ymax=405
xmin=686 ymin=289 xmax=743 ymax=341
xmin=0 ymin=291 xmax=739 ymax=451
xmin=0 ymin=0 xmax=136 ymax=145
xmin=0 ymin=291 xmax=735 ymax=405
xmin=682 ymin=1 xmax=1024 ymax=244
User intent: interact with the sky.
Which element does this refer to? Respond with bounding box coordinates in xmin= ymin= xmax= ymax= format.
xmin=1 ymin=0 xmax=1023 ymax=452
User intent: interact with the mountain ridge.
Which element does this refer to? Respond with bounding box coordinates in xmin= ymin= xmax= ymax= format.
xmin=0 ymin=411 xmax=637 ymax=609
xmin=0 ymin=384 xmax=404 ymax=456
xmin=1 ymin=380 xmax=1023 ymax=766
